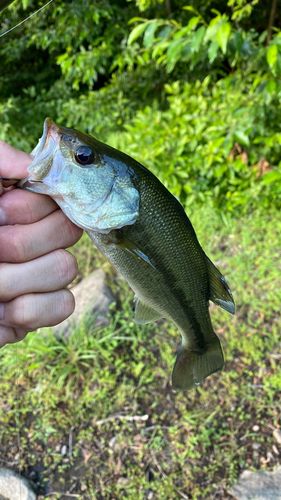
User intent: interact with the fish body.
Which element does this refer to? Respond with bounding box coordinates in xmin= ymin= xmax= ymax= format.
xmin=19 ymin=118 xmax=235 ymax=391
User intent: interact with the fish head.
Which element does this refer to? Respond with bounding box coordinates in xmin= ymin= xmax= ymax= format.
xmin=19 ymin=118 xmax=140 ymax=233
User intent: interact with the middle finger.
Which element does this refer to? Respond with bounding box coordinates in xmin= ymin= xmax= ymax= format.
xmin=0 ymin=210 xmax=83 ymax=263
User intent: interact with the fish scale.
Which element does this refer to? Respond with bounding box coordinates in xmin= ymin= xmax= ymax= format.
xmin=19 ymin=117 xmax=235 ymax=391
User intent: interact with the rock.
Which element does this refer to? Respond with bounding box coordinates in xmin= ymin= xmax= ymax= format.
xmin=53 ymin=269 xmax=116 ymax=340
xmin=61 ymin=444 xmax=67 ymax=456
xmin=273 ymin=428 xmax=281 ymax=445
xmin=252 ymin=425 xmax=260 ymax=432
xmin=117 ymin=477 xmax=131 ymax=488
xmin=109 ymin=436 xmax=117 ymax=449
xmin=0 ymin=467 xmax=37 ymax=500
xmin=229 ymin=466 xmax=281 ymax=500
xmin=272 ymin=444 xmax=279 ymax=455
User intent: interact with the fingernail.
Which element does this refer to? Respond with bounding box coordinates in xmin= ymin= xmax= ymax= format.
xmin=0 ymin=206 xmax=7 ymax=226
xmin=0 ymin=303 xmax=4 ymax=321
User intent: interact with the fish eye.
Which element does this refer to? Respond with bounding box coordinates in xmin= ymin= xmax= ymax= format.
xmin=74 ymin=146 xmax=94 ymax=166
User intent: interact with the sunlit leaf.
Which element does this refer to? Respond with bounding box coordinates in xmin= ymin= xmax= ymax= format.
xmin=263 ymin=170 xmax=281 ymax=184
xmin=208 ymin=40 xmax=219 ymax=63
xmin=190 ymin=26 xmax=206 ymax=53
xmin=267 ymin=44 xmax=278 ymax=69
xmin=143 ymin=21 xmax=158 ymax=47
xmin=188 ymin=16 xmax=199 ymax=30
xmin=233 ymin=130 xmax=250 ymax=147
xmin=266 ymin=79 xmax=276 ymax=94
xmin=217 ymin=22 xmax=231 ymax=54
xmin=128 ymin=21 xmax=150 ymax=45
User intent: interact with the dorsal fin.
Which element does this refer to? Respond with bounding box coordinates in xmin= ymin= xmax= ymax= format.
xmin=134 ymin=298 xmax=163 ymax=324
xmin=205 ymin=254 xmax=235 ymax=315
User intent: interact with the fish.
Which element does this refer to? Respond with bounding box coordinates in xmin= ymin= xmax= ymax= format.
xmin=18 ymin=117 xmax=235 ymax=392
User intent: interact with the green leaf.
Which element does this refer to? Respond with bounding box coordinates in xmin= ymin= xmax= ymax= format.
xmin=266 ymin=79 xmax=276 ymax=94
xmin=263 ymin=170 xmax=281 ymax=184
xmin=258 ymin=30 xmax=268 ymax=44
xmin=267 ymin=44 xmax=278 ymax=69
xmin=208 ymin=40 xmax=219 ymax=63
xmin=233 ymin=31 xmax=243 ymax=52
xmin=188 ymin=16 xmax=199 ymax=30
xmin=211 ymin=9 xmax=221 ymax=16
xmin=233 ymin=130 xmax=250 ymax=147
xmin=128 ymin=17 xmax=146 ymax=25
xmin=204 ymin=16 xmax=221 ymax=43
xmin=22 ymin=0 xmax=30 ymax=9
xmin=166 ymin=40 xmax=183 ymax=68
xmin=183 ymin=6 xmax=198 ymax=14
xmin=217 ymin=22 xmax=231 ymax=54
xmin=190 ymin=26 xmax=206 ymax=53
xmin=128 ymin=22 xmax=150 ymax=45
xmin=143 ymin=21 xmax=158 ymax=47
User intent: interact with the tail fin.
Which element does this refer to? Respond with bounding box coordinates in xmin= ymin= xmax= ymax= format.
xmin=172 ymin=336 xmax=224 ymax=392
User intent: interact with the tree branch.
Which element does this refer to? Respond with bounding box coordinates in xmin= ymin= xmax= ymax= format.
xmin=266 ymin=0 xmax=278 ymax=44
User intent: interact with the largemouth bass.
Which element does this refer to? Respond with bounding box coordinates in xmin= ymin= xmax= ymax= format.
xmin=19 ymin=118 xmax=235 ymax=391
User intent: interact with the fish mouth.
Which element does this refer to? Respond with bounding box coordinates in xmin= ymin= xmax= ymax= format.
xmin=29 ymin=117 xmax=60 ymax=175
xmin=18 ymin=117 xmax=60 ymax=188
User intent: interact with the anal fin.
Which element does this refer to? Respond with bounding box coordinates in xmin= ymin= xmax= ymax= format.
xmin=134 ymin=298 xmax=163 ymax=325
xmin=205 ymin=254 xmax=235 ymax=315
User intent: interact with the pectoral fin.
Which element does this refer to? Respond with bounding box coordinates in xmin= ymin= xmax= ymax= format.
xmin=134 ymin=298 xmax=163 ymax=324
xmin=110 ymin=230 xmax=158 ymax=272
xmin=205 ymin=254 xmax=235 ymax=314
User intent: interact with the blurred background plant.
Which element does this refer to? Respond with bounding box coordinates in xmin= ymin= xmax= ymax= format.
xmin=1 ymin=0 xmax=281 ymax=211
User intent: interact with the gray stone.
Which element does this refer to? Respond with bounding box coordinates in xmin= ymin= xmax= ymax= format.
xmin=61 ymin=444 xmax=67 ymax=455
xmin=229 ymin=466 xmax=281 ymax=500
xmin=117 ymin=477 xmax=131 ymax=488
xmin=53 ymin=269 xmax=116 ymax=339
xmin=0 ymin=467 xmax=37 ymax=500
xmin=252 ymin=442 xmax=261 ymax=450
xmin=273 ymin=428 xmax=281 ymax=445
xmin=252 ymin=425 xmax=260 ymax=432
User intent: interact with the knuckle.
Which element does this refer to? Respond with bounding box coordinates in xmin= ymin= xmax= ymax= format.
xmin=10 ymin=228 xmax=29 ymax=263
xmin=13 ymin=295 xmax=35 ymax=328
xmin=21 ymin=193 xmax=36 ymax=223
xmin=0 ymin=264 xmax=8 ymax=299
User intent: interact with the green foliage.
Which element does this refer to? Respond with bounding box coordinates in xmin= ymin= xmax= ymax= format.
xmin=227 ymin=0 xmax=260 ymax=22
xmin=1 ymin=1 xmax=280 ymax=211
xmin=0 ymin=0 xmax=140 ymax=147
xmin=124 ymin=74 xmax=281 ymax=211
xmin=125 ymin=7 xmax=281 ymax=80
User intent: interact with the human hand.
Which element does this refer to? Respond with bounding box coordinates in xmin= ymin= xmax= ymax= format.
xmin=0 ymin=140 xmax=83 ymax=347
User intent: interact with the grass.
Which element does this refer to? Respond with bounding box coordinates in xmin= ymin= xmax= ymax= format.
xmin=0 ymin=204 xmax=281 ymax=499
